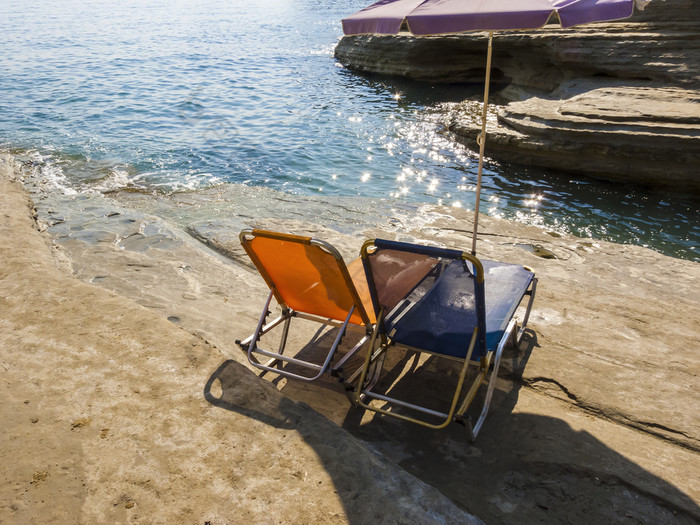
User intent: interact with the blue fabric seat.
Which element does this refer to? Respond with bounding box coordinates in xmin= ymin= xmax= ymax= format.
xmin=388 ymin=259 xmax=534 ymax=360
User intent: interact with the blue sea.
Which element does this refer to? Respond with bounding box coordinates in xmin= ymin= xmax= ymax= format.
xmin=1 ymin=0 xmax=698 ymax=260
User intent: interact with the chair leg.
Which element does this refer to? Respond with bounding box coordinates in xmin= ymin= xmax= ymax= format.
xmin=236 ymin=289 xmax=285 ymax=364
xmin=517 ymin=277 xmax=537 ymax=343
xmin=276 ymin=314 xmax=292 ymax=357
xmin=468 ymin=319 xmax=514 ymax=440
xmin=246 ymin=306 xmax=358 ymax=382
xmin=342 ymin=343 xmax=385 ymax=403
xmin=363 ymin=345 xmax=387 ymax=391
xmin=260 ymin=315 xmax=293 ymax=372
xmin=349 ymin=311 xmax=385 ymax=398
xmin=331 ymin=332 xmax=370 ymax=378
xmin=354 ymin=328 xmax=480 ymax=430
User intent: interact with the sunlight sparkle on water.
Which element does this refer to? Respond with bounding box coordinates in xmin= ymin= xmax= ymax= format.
xmin=524 ymin=193 xmax=544 ymax=207
xmin=1 ymin=0 xmax=696 ymax=262
xmin=429 ymin=150 xmax=448 ymax=163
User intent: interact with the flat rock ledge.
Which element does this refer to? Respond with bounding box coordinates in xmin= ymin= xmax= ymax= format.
xmin=334 ymin=0 xmax=700 ymax=193
xmin=0 ymin=157 xmax=481 ymax=524
xmin=4 ymin=153 xmax=699 ymax=524
xmin=446 ymin=80 xmax=700 ymax=193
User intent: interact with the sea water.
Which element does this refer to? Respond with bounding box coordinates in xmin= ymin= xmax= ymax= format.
xmin=1 ymin=0 xmax=698 ymax=260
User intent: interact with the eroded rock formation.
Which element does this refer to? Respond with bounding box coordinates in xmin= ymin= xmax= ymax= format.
xmin=334 ymin=0 xmax=700 ymax=193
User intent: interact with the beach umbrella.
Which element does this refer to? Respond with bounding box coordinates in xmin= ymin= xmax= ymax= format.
xmin=342 ymin=0 xmax=645 ymax=254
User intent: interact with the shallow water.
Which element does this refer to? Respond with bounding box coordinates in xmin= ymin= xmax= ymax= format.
xmin=1 ymin=0 xmax=698 ymax=260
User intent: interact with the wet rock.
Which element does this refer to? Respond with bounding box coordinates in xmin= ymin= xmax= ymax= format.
xmin=446 ymin=79 xmax=700 ymax=193
xmin=1 ymin=157 xmax=483 ymax=524
xmin=3 ymin=153 xmax=699 ymax=524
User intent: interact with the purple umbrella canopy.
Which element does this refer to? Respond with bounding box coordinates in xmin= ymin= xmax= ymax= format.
xmin=342 ymin=0 xmax=644 ymax=253
xmin=342 ymin=0 xmax=637 ymax=36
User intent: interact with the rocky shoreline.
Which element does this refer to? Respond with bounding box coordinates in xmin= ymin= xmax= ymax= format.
xmin=334 ymin=0 xmax=700 ymax=193
xmin=2 ymin=153 xmax=699 ymax=523
xmin=0 ymin=154 xmax=481 ymax=524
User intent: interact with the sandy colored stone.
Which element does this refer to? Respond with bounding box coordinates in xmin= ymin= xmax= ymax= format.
xmin=0 ymin=155 xmax=480 ymax=524
xmin=446 ymin=80 xmax=700 ymax=193
xmin=2 ymin=152 xmax=699 ymax=523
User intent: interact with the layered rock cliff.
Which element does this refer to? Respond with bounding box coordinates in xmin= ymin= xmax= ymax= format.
xmin=334 ymin=0 xmax=700 ymax=193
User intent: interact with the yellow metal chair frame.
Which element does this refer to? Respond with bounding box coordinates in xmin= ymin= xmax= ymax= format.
xmin=353 ymin=238 xmax=536 ymax=440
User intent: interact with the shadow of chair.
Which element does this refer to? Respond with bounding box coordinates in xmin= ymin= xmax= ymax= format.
xmin=338 ymin=329 xmax=700 ymax=524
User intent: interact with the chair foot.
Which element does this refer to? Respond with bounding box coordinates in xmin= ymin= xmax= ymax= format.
xmin=463 ymin=416 xmax=476 ymax=443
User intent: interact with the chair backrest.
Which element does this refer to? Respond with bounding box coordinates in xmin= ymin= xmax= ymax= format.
xmin=240 ymin=229 xmax=371 ymax=326
xmin=361 ymin=239 xmax=488 ymax=360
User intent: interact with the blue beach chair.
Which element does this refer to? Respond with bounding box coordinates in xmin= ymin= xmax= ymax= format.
xmin=354 ymin=239 xmax=537 ymax=440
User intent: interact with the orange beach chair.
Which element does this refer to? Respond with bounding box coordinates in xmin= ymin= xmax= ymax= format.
xmin=236 ymin=229 xmax=375 ymax=382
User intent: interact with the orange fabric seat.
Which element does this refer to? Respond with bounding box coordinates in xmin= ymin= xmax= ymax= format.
xmin=246 ymin=232 xmax=375 ymax=325
xmin=236 ymin=229 xmax=375 ymax=383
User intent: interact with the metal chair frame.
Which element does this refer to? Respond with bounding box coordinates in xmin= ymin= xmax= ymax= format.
xmin=354 ymin=239 xmax=537 ymax=440
xmin=236 ymin=229 xmax=374 ymax=382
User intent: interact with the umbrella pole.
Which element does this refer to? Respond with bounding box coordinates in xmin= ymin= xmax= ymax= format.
xmin=471 ymin=31 xmax=494 ymax=256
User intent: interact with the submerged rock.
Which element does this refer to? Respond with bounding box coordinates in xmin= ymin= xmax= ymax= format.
xmin=334 ymin=0 xmax=700 ymax=193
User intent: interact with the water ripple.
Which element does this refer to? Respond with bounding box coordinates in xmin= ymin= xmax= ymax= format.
xmin=0 ymin=0 xmax=698 ymax=260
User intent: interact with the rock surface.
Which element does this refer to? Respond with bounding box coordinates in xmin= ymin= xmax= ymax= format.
xmin=446 ymin=79 xmax=700 ymax=192
xmin=334 ymin=0 xmax=700 ymax=192
xmin=0 ymin=155 xmax=481 ymax=524
xmin=3 ymin=152 xmax=699 ymax=523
